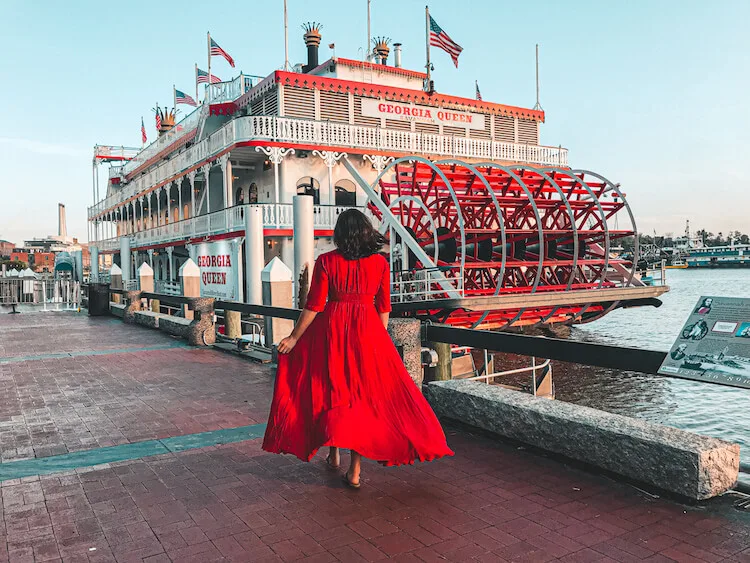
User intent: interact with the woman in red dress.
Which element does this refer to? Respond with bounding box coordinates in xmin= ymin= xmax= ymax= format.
xmin=262 ymin=210 xmax=453 ymax=487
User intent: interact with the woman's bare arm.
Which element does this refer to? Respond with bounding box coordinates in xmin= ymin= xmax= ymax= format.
xmin=379 ymin=312 xmax=389 ymax=329
xmin=277 ymin=309 xmax=318 ymax=353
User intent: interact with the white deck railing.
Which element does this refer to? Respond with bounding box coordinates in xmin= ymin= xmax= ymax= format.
xmin=95 ymin=203 xmax=356 ymax=250
xmin=89 ymin=116 xmax=569 ymax=219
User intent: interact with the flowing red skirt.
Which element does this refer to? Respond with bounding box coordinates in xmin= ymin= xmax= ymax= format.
xmin=262 ymin=301 xmax=454 ymax=466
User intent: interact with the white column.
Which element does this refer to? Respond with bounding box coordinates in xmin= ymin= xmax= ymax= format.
xmin=203 ymin=165 xmax=212 ymax=215
xmin=90 ymin=246 xmax=99 ymax=282
xmin=166 ymin=247 xmax=175 ymax=282
xmin=293 ymin=195 xmax=314 ymax=303
xmin=219 ymin=155 xmax=230 ymax=209
xmin=313 ymin=150 xmax=345 ymax=206
xmin=244 ymin=205 xmax=264 ymax=304
xmin=156 ymin=189 xmax=161 ymax=227
xmin=148 ymin=249 xmax=154 ymax=269
xmin=188 ymin=171 xmax=197 ymax=218
xmin=120 ymin=234 xmax=131 ymax=283
xmin=177 ymin=181 xmax=183 ymax=220
xmin=255 ymin=146 xmax=294 ymax=204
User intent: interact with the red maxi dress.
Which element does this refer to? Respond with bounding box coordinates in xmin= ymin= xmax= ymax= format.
xmin=262 ymin=250 xmax=454 ymax=466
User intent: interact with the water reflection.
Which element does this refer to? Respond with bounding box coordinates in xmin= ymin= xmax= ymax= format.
xmin=568 ymin=269 xmax=750 ymax=464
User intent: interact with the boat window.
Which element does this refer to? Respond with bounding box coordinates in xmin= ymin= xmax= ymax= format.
xmin=296 ymin=177 xmax=320 ymax=204
xmin=235 ymin=187 xmax=244 ymax=205
xmin=334 ymin=179 xmax=357 ymax=206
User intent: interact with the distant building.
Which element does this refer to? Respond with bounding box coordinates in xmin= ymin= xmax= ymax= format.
xmin=10 ymin=251 xmax=30 ymax=266
xmin=33 ymin=252 xmax=56 ymax=273
xmin=0 ymin=239 xmax=14 ymax=259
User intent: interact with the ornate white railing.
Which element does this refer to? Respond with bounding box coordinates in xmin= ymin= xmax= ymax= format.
xmin=90 ymin=116 xmax=568 ymax=218
xmin=119 ymin=106 xmax=204 ymax=178
xmin=101 ymin=204 xmax=357 ymax=250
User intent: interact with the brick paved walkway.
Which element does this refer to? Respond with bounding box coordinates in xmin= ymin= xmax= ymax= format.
xmin=1 ymin=313 xmax=748 ymax=562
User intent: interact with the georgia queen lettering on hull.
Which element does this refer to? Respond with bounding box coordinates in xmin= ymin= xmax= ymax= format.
xmin=197 ymin=255 xmax=232 ymax=268
xmin=362 ymin=98 xmax=485 ymax=130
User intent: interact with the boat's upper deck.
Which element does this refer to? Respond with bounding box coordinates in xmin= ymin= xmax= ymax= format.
xmin=90 ymin=54 xmax=564 ymax=219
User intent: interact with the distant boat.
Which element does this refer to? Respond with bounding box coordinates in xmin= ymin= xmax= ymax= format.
xmin=666 ymin=259 xmax=688 ymax=269
xmin=686 ymin=244 xmax=750 ymax=268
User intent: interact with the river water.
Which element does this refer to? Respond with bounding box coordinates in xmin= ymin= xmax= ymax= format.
xmin=562 ymin=269 xmax=750 ymax=464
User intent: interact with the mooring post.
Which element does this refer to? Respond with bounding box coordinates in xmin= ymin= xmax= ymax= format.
xmin=179 ymin=258 xmax=200 ymax=319
xmin=225 ymin=309 xmax=242 ymax=339
xmin=110 ymin=264 xmax=122 ymax=305
xmin=423 ymin=327 xmax=452 ymax=383
xmin=262 ymin=257 xmax=294 ymax=347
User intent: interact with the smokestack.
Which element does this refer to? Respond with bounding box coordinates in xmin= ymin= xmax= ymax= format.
xmin=58 ymin=203 xmax=67 ymax=238
xmin=393 ymin=43 xmax=402 ymax=68
xmin=373 ymin=37 xmax=390 ymax=65
xmin=302 ymin=22 xmax=322 ymax=73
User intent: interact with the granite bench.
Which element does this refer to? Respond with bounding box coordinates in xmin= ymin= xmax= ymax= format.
xmin=133 ymin=310 xmax=164 ymax=329
xmin=109 ymin=302 xmax=126 ymax=318
xmin=425 ymin=380 xmax=740 ymax=500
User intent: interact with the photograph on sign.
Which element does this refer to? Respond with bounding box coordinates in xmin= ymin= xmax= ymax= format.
xmin=659 ymin=295 xmax=750 ymax=388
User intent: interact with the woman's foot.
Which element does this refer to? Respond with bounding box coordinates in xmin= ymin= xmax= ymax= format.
xmin=325 ymin=447 xmax=340 ymax=469
xmin=343 ymin=450 xmax=362 ymax=488
xmin=342 ymin=470 xmax=361 ymax=489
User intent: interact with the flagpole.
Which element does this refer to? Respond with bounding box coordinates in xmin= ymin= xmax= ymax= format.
xmin=195 ymin=64 xmax=199 ymax=105
xmin=534 ymin=44 xmax=542 ymax=110
xmin=173 ymin=85 xmax=176 ymax=112
xmin=207 ymin=31 xmax=211 ymax=102
xmin=367 ymin=0 xmax=371 ymax=61
xmin=283 ymin=0 xmax=289 ymax=71
xmin=425 ymin=5 xmax=431 ymax=92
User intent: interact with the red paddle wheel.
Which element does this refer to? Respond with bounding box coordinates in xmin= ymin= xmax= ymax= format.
xmin=366 ymin=157 xmax=638 ymax=329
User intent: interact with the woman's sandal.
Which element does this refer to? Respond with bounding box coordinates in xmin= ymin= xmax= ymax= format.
xmin=325 ymin=454 xmax=340 ymax=469
xmin=342 ymin=471 xmax=361 ymax=489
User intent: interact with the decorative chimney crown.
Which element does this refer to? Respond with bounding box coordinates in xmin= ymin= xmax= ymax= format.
xmin=302 ymin=22 xmax=322 ymax=47
xmin=373 ymin=37 xmax=391 ymax=63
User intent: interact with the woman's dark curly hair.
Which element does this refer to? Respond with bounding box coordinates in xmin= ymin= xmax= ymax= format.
xmin=334 ymin=209 xmax=386 ymax=260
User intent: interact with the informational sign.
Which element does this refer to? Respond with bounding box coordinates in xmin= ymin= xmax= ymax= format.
xmin=659 ymin=296 xmax=750 ymax=388
xmin=195 ymin=240 xmax=240 ymax=301
xmin=360 ymin=98 xmax=486 ymax=131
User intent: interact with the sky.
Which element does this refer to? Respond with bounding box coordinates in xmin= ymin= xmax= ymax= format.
xmin=1 ymin=0 xmax=749 ymax=245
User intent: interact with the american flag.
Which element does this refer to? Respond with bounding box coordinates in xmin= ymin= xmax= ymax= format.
xmin=155 ymin=108 xmax=162 ymax=131
xmin=475 ymin=81 xmax=482 ymax=101
xmin=141 ymin=117 xmax=147 ymax=144
xmin=196 ymin=68 xmax=221 ymax=84
xmin=175 ymin=89 xmax=197 ymax=107
xmin=210 ymin=38 xmax=235 ymax=68
xmin=429 ymin=16 xmax=463 ymax=68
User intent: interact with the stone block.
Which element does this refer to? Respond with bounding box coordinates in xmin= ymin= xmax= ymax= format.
xmin=160 ymin=316 xmax=192 ymax=339
xmin=134 ymin=311 xmax=161 ymax=329
xmin=123 ymin=290 xmax=142 ymax=324
xmin=387 ymin=318 xmax=423 ymax=388
xmin=110 ymin=303 xmax=125 ymax=318
xmin=187 ymin=297 xmax=216 ymax=346
xmin=425 ymin=380 xmax=740 ymax=500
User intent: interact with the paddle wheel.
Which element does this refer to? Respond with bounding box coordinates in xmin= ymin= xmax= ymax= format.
xmin=359 ymin=157 xmax=639 ymax=329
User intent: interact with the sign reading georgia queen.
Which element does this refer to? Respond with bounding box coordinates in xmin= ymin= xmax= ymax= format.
xmin=360 ymin=98 xmax=486 ymax=130
xmin=196 ymin=240 xmax=240 ymax=300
